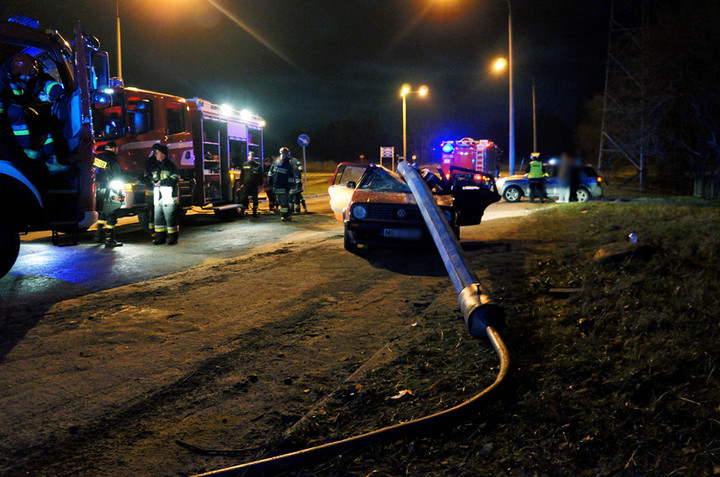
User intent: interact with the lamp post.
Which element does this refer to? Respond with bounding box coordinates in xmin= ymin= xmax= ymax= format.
xmin=116 ymin=1 xmax=122 ymax=79
xmin=400 ymin=84 xmax=429 ymax=162
xmin=506 ymin=0 xmax=515 ymax=176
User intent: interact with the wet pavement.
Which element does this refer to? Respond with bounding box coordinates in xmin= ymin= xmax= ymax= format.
xmin=0 ymin=198 xmax=539 ymax=315
xmin=1 ymin=196 xmax=337 ymax=313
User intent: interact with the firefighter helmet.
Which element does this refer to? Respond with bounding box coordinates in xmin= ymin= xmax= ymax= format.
xmin=9 ymin=53 xmax=39 ymax=79
xmin=279 ymin=147 xmax=290 ymax=157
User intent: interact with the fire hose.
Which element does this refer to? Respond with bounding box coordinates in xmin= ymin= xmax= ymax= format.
xmin=194 ymin=163 xmax=508 ymax=476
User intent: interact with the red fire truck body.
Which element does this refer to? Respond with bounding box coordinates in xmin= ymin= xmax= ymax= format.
xmin=440 ymin=138 xmax=498 ymax=177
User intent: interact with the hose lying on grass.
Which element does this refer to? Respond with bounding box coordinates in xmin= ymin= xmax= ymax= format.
xmin=193 ymin=326 xmax=509 ymax=477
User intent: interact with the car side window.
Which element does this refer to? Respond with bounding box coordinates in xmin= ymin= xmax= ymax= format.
xmin=332 ymin=165 xmax=346 ymax=185
xmin=340 ymin=166 xmax=366 ymax=188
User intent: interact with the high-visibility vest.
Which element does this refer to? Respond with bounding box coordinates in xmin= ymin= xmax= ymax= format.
xmin=528 ymin=160 xmax=544 ymax=179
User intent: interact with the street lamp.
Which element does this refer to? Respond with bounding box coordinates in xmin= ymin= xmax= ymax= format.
xmin=116 ymin=1 xmax=122 ymax=78
xmin=504 ymin=0 xmax=515 ymax=175
xmin=489 ymin=1 xmax=515 ymax=175
xmin=400 ymin=84 xmax=429 ymax=164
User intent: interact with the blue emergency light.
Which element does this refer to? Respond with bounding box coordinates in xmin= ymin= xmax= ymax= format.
xmin=442 ymin=143 xmax=454 ymax=154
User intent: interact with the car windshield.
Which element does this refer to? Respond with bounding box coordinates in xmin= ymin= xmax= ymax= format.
xmin=359 ymin=167 xmax=411 ymax=193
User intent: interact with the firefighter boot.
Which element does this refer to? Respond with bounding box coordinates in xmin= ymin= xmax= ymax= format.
xmin=153 ymin=231 xmax=167 ymax=245
xmin=301 ymin=199 xmax=307 ymax=213
xmin=104 ymin=229 xmax=123 ymax=249
xmin=252 ymin=208 xmax=258 ymax=218
xmin=94 ymin=223 xmax=105 ymax=244
xmin=167 ymin=232 xmax=178 ymax=245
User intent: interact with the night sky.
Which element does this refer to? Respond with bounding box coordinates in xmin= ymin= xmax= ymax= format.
xmin=2 ymin=0 xmax=611 ymax=163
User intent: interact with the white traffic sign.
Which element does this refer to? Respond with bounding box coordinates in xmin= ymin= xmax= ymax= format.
xmin=380 ymin=147 xmax=394 ymax=158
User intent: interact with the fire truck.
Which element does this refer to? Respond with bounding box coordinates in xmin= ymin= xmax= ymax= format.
xmin=0 ymin=17 xmax=264 ymax=277
xmin=440 ymin=138 xmax=499 ymax=178
xmin=93 ymin=88 xmax=265 ymax=231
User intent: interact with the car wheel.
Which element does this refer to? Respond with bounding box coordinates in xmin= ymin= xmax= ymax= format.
xmin=344 ymin=224 xmax=358 ymax=252
xmin=0 ymin=215 xmax=20 ymax=279
xmin=503 ymin=186 xmax=522 ymax=202
xmin=576 ymin=187 xmax=590 ymax=203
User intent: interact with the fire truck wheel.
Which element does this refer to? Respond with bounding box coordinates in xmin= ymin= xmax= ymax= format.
xmin=232 ymin=181 xmax=241 ymax=204
xmin=0 ymin=217 xmax=20 ymax=279
xmin=503 ymin=186 xmax=522 ymax=202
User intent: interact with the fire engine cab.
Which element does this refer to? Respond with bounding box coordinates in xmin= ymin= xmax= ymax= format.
xmin=440 ymin=138 xmax=498 ymax=178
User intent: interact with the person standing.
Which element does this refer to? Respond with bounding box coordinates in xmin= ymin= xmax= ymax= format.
xmin=262 ymin=157 xmax=277 ymax=212
xmin=147 ymin=143 xmax=180 ymax=244
xmin=528 ymin=153 xmax=547 ymax=203
xmin=236 ymin=151 xmax=264 ymax=217
xmin=268 ymin=147 xmax=293 ymax=222
xmin=94 ymin=141 xmax=125 ymax=248
xmin=0 ymin=53 xmax=68 ymax=173
xmin=557 ymin=154 xmax=573 ymax=203
xmin=290 ymin=154 xmax=306 ymax=213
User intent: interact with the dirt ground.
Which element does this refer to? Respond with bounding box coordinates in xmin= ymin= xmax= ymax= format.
xmin=0 ymin=219 xmax=475 ymax=476
xmin=2 ymin=198 xmax=719 ymax=476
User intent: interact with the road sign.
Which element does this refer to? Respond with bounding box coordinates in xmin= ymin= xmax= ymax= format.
xmin=380 ymin=147 xmax=394 ymax=158
xmin=298 ymin=134 xmax=310 ymax=192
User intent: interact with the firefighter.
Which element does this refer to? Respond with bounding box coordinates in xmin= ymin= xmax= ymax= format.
xmin=147 ymin=143 xmax=180 ymax=245
xmin=290 ymin=155 xmax=307 ymax=214
xmin=94 ymin=141 xmax=125 ymax=248
xmin=236 ymin=151 xmax=264 ymax=217
xmin=0 ymin=53 xmax=68 ymax=174
xmin=262 ymin=157 xmax=277 ymax=212
xmin=528 ymin=153 xmax=547 ymax=203
xmin=268 ymin=147 xmax=293 ymax=222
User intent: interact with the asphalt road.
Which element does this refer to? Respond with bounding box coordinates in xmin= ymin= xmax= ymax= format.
xmin=0 ymin=198 xmax=537 ymax=314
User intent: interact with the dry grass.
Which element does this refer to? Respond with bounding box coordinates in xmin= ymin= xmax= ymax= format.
xmin=287 ymin=198 xmax=720 ymax=476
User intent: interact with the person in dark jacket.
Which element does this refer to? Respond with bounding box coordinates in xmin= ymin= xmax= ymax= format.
xmin=268 ymin=147 xmax=293 ymax=221
xmin=262 ymin=157 xmax=277 ymax=212
xmin=94 ymin=141 xmax=125 ymax=248
xmin=0 ymin=52 xmax=68 ymax=173
xmin=236 ymin=152 xmax=264 ymax=217
xmin=147 ymin=143 xmax=180 ymax=244
xmin=290 ymin=155 xmax=307 ymax=214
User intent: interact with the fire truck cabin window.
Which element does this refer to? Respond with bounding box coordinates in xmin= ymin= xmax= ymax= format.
xmin=166 ymin=103 xmax=185 ymax=135
xmin=127 ymin=98 xmax=154 ymax=135
xmin=92 ymin=92 xmax=125 ymax=139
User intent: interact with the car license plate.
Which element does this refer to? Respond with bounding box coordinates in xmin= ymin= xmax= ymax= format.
xmin=382 ymin=228 xmax=422 ymax=240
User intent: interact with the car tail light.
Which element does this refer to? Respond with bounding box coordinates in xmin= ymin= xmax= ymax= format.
xmin=597 ymin=176 xmax=602 ymax=183
xmin=474 ymin=174 xmax=482 ymax=181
